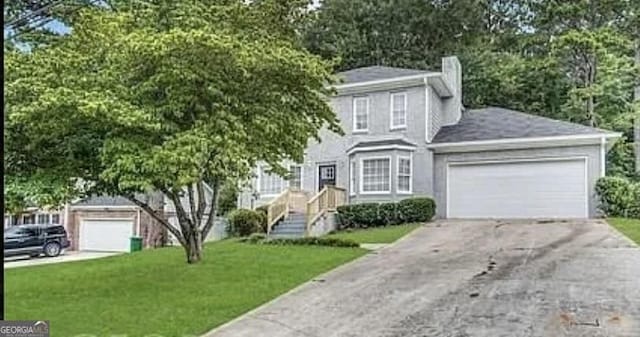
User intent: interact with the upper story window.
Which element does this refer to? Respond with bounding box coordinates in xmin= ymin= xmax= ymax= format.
xmin=352 ymin=96 xmax=369 ymax=132
xmin=390 ymin=92 xmax=407 ymax=129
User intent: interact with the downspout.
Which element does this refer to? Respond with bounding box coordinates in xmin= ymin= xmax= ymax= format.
xmin=600 ymin=135 xmax=606 ymax=177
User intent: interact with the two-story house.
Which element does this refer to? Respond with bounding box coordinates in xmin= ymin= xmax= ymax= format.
xmin=239 ymin=56 xmax=620 ymax=234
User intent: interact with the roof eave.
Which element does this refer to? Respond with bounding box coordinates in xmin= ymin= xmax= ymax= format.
xmin=428 ymin=133 xmax=622 ymax=154
xmin=331 ymin=74 xmax=453 ymax=97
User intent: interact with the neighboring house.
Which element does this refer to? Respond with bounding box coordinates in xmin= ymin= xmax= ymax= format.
xmin=239 ymin=56 xmax=621 ymax=220
xmin=6 ymin=189 xmax=226 ymax=253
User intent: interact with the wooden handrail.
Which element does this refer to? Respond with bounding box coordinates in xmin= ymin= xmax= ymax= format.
xmin=305 ymin=185 xmax=347 ymax=235
xmin=266 ymin=189 xmax=291 ymax=234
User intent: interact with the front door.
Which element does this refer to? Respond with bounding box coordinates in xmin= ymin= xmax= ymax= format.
xmin=318 ymin=164 xmax=337 ymax=191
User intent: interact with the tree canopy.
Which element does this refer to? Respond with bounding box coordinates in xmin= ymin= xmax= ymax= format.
xmin=5 ymin=0 xmax=340 ymax=263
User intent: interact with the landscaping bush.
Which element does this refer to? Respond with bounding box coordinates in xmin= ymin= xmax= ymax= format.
xmin=337 ymin=197 xmax=436 ymax=229
xmin=378 ymin=202 xmax=400 ymax=226
xmin=247 ymin=236 xmax=360 ymax=248
xmin=227 ymin=209 xmax=264 ymax=237
xmin=596 ymin=176 xmax=640 ymax=218
xmin=336 ymin=203 xmax=379 ymax=228
xmin=397 ymin=197 xmax=436 ymax=222
xmin=255 ymin=205 xmax=269 ymax=232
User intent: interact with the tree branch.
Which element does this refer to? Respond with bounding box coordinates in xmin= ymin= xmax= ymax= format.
xmin=196 ymin=181 xmax=206 ymax=227
xmin=187 ymin=184 xmax=197 ymax=224
xmin=126 ymin=195 xmax=186 ymax=247
xmin=201 ymin=178 xmax=221 ymax=238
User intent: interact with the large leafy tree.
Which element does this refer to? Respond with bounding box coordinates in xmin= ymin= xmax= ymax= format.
xmin=5 ymin=1 xmax=340 ymax=263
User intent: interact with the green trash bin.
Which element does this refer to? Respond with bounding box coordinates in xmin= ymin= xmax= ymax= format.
xmin=130 ymin=236 xmax=143 ymax=252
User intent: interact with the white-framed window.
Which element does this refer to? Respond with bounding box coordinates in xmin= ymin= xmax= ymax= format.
xmin=37 ymin=214 xmax=49 ymax=224
xmin=352 ymin=96 xmax=369 ymax=132
xmin=258 ymin=166 xmax=285 ymax=196
xmin=258 ymin=165 xmax=303 ymax=195
xmin=289 ymin=165 xmax=303 ymax=190
xmin=51 ymin=214 xmax=60 ymax=224
xmin=360 ymin=157 xmax=391 ymax=194
xmin=349 ymin=161 xmax=356 ymax=196
xmin=397 ymin=156 xmax=412 ymax=193
xmin=390 ymin=92 xmax=407 ymax=129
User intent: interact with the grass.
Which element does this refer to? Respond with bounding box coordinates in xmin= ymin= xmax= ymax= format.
xmin=325 ymin=223 xmax=422 ymax=244
xmin=6 ymin=241 xmax=366 ymax=337
xmin=607 ymin=217 xmax=640 ymax=244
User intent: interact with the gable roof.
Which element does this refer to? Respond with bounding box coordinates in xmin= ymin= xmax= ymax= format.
xmin=432 ymin=107 xmax=609 ymax=144
xmin=337 ymin=66 xmax=434 ymax=85
xmin=72 ymin=195 xmax=134 ymax=207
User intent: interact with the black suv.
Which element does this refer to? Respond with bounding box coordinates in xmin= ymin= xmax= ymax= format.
xmin=4 ymin=225 xmax=71 ymax=258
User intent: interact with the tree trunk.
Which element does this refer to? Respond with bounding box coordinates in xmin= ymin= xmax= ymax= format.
xmin=183 ymin=229 xmax=203 ymax=264
xmin=144 ymin=191 xmax=168 ymax=248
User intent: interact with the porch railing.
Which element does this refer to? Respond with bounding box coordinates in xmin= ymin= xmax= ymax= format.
xmin=305 ymin=185 xmax=346 ymax=235
xmin=266 ymin=189 xmax=291 ymax=234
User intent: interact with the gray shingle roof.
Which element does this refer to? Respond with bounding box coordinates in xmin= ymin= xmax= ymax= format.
xmin=432 ymin=107 xmax=608 ymax=143
xmin=72 ymin=195 xmax=134 ymax=206
xmin=346 ymin=138 xmax=416 ymax=152
xmin=337 ymin=66 xmax=433 ymax=85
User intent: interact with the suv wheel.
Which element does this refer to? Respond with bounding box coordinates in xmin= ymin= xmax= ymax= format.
xmin=43 ymin=242 xmax=62 ymax=257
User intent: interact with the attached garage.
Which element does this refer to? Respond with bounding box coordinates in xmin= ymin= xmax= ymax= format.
xmin=79 ymin=219 xmax=134 ymax=252
xmin=446 ymin=158 xmax=588 ymax=218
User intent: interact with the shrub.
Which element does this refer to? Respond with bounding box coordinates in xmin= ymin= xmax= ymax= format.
xmin=336 ymin=203 xmax=379 ymax=228
xmin=227 ymin=209 xmax=264 ymax=237
xmin=217 ymin=184 xmax=239 ymax=216
xmin=596 ymin=176 xmax=640 ymax=218
xmin=254 ymin=205 xmax=269 ymax=232
xmin=337 ymin=197 xmax=436 ymax=229
xmin=378 ymin=202 xmax=400 ymax=226
xmin=397 ymin=197 xmax=436 ymax=222
xmin=247 ymin=236 xmax=359 ymax=248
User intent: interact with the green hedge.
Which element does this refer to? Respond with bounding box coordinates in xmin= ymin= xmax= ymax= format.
xmin=241 ymin=233 xmax=359 ymax=247
xmin=596 ymin=176 xmax=640 ymax=218
xmin=227 ymin=209 xmax=265 ymax=237
xmin=337 ymin=197 xmax=436 ymax=229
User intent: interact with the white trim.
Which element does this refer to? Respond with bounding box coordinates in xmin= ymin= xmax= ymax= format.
xmin=359 ymin=156 xmax=392 ymax=195
xmin=425 ymin=82 xmax=431 ymax=143
xmin=352 ymin=96 xmax=369 ymax=133
xmin=346 ymin=144 xmax=416 ymax=155
xmin=333 ymin=73 xmax=454 ymax=98
xmin=81 ymin=217 xmax=136 ymax=222
xmin=429 ymin=133 xmax=622 ymax=148
xmin=336 ymin=74 xmax=434 ymax=90
xmin=396 ymin=154 xmax=413 ymax=194
xmin=445 ymin=156 xmax=589 ymax=219
xmin=349 ymin=161 xmax=356 ymax=196
xmin=389 ymin=92 xmax=407 ymax=130
xmin=600 ymin=136 xmax=606 ymax=177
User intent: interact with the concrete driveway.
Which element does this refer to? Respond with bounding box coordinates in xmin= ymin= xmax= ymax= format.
xmin=4 ymin=251 xmax=120 ymax=269
xmin=207 ymin=219 xmax=640 ymax=337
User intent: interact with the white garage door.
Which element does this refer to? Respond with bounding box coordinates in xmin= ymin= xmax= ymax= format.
xmin=80 ymin=219 xmax=134 ymax=252
xmin=447 ymin=158 xmax=588 ymax=218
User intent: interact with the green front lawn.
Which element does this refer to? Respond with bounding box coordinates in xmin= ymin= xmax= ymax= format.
xmin=326 ymin=223 xmax=422 ymax=244
xmin=608 ymin=217 xmax=640 ymax=244
xmin=6 ymin=241 xmax=366 ymax=337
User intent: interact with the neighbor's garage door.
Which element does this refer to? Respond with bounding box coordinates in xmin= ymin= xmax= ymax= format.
xmin=79 ymin=219 xmax=134 ymax=252
xmin=447 ymin=158 xmax=588 ymax=218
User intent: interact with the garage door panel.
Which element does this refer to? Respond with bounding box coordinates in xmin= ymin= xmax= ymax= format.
xmin=80 ymin=219 xmax=133 ymax=252
xmin=448 ymin=159 xmax=587 ymax=218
